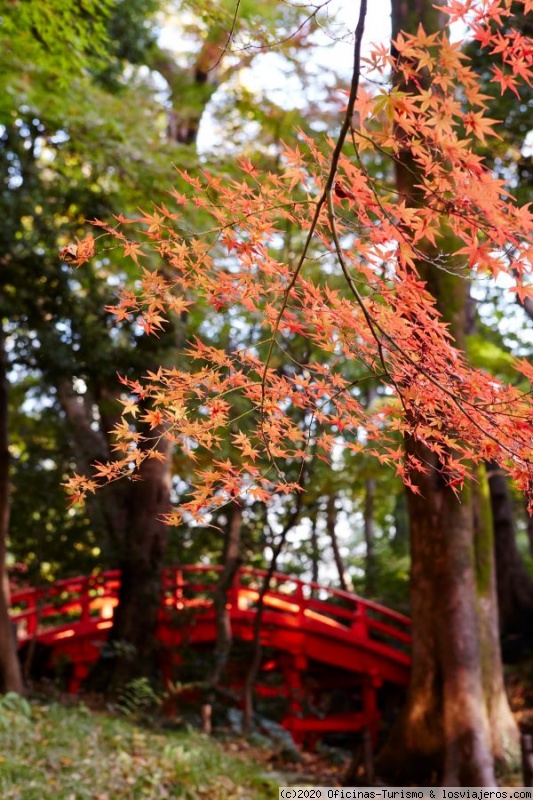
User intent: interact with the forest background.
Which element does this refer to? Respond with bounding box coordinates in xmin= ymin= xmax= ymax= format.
xmin=2 ymin=0 xmax=533 ymax=788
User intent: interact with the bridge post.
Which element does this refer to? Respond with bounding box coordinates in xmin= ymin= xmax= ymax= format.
xmin=294 ymin=582 xmax=305 ymax=623
xmin=174 ymin=568 xmax=184 ymax=608
xmin=26 ymin=595 xmax=37 ymax=637
xmin=80 ymin=578 xmax=90 ymax=625
xmin=228 ymin=570 xmax=240 ymax=609
xmin=281 ymin=652 xmax=307 ymax=744
xmin=351 ymin=604 xmax=368 ymax=639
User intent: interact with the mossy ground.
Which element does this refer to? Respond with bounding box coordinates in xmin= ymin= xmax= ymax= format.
xmin=0 ymin=693 xmax=278 ymax=799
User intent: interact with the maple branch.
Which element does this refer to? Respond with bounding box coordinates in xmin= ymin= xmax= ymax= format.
xmin=347 ymin=129 xmax=467 ymax=281
xmin=353 ymin=128 xmax=530 ymax=285
xmin=327 ymin=199 xmax=530 ymax=469
xmin=207 ymin=0 xmax=242 ymax=73
xmin=260 ymin=0 xmax=368 ymax=452
xmin=326 ymin=191 xmax=404 ymax=405
xmin=242 ymin=464 xmax=307 ymax=730
xmin=325 ymin=159 xmax=533 ymax=474
xmin=227 ymin=1 xmax=332 ymax=55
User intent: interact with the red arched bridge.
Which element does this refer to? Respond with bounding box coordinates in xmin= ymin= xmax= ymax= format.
xmin=10 ymin=565 xmax=411 ymax=743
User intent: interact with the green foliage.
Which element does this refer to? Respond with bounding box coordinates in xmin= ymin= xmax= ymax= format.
xmin=0 ymin=692 xmax=32 ymax=724
xmin=0 ymin=700 xmax=277 ymax=798
xmin=9 ymin=395 xmax=101 ymax=582
xmin=0 ymin=0 xmax=113 ymax=120
xmin=466 ymin=333 xmax=516 ymax=378
xmin=117 ymin=677 xmax=162 ymax=719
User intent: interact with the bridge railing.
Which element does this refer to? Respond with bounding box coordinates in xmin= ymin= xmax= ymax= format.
xmin=10 ymin=565 xmax=411 ymax=657
xmin=10 ymin=572 xmax=121 ymax=642
xmin=161 ymin=565 xmax=411 ymax=655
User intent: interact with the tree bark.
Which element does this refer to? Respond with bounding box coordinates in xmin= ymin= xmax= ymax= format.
xmin=379 ymin=449 xmax=504 ymax=784
xmin=528 ymin=510 xmax=533 ymax=560
xmin=94 ymin=436 xmax=173 ymax=688
xmin=363 ymin=388 xmax=378 ymax=595
xmin=363 ymin=477 xmax=377 ymax=596
xmin=310 ymin=514 xmax=319 ymax=586
xmin=57 ymin=373 xmax=174 ymax=689
xmin=0 ymin=323 xmax=24 ymax=694
xmin=210 ymin=502 xmax=243 ymax=690
xmin=486 ymin=462 xmax=533 ymax=647
xmin=242 ymin=490 xmax=304 ymax=732
xmin=473 ymin=467 xmax=519 ymax=767
xmin=326 ymin=494 xmax=350 ymax=592
xmin=392 ymin=489 xmax=409 ymax=554
xmin=378 ymin=0 xmax=519 ymax=783
xmin=201 ymin=502 xmax=243 ymax=731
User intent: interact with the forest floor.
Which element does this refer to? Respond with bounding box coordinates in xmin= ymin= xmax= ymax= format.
xmin=0 ymin=693 xmax=280 ymax=799
xmin=0 ymin=690 xmax=349 ymax=799
xmin=3 ymin=659 xmax=533 ymax=798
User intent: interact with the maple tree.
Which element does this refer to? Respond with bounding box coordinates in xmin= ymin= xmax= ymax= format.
xmin=64 ymin=0 xmax=533 ymax=784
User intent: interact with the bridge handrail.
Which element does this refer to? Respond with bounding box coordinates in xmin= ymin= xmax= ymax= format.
xmin=10 ymin=564 xmax=410 ymax=652
xmin=161 ymin=565 xmax=411 ymax=652
xmin=162 ymin=564 xmax=410 ymax=622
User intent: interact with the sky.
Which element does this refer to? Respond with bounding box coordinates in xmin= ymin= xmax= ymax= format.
xmin=195 ymin=0 xmax=392 ymax=151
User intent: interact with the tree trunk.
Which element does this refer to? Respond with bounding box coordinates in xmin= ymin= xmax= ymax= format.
xmin=94 ymin=436 xmax=173 ymax=689
xmin=210 ymin=502 xmax=243 ymax=689
xmin=392 ymin=489 xmax=409 ymax=554
xmin=242 ymin=491 xmax=304 ymax=732
xmin=473 ymin=467 xmax=520 ymax=767
xmin=378 ymin=0 xmax=519 ymax=783
xmin=326 ymin=494 xmax=350 ymax=592
xmin=363 ymin=387 xmax=378 ymax=595
xmin=379 ymin=449 xmax=501 ymax=784
xmin=58 ymin=373 xmax=174 ymax=690
xmin=310 ymin=514 xmax=319 ymax=586
xmin=0 ymin=323 xmax=24 ymax=694
xmin=363 ymin=477 xmax=377 ymax=595
xmin=57 ymin=378 xmax=126 ymax=565
xmin=527 ymin=509 xmax=533 ymax=559
xmin=486 ymin=462 xmax=533 ymax=650
xmin=201 ymin=502 xmax=242 ymax=731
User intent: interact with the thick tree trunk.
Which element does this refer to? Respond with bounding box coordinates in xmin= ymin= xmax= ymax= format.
xmin=486 ymin=462 xmax=533 ymax=648
xmin=473 ymin=469 xmax=520 ymax=767
xmin=377 ymin=0 xmax=519 ymax=783
xmin=84 ymin=436 xmax=172 ymax=692
xmin=57 ymin=378 xmax=126 ymax=565
xmin=379 ymin=451 xmax=504 ymax=784
xmin=58 ymin=374 xmax=173 ymax=689
xmin=0 ymin=324 xmax=24 ymax=694
xmin=95 ymin=437 xmax=173 ymax=688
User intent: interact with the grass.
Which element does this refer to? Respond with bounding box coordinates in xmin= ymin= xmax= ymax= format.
xmin=0 ymin=693 xmax=278 ymax=799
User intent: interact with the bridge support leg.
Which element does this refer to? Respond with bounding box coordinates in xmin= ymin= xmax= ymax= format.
xmin=70 ymin=662 xmax=89 ymax=694
xmin=362 ymin=672 xmax=381 ymax=750
xmin=361 ymin=678 xmax=378 ymax=783
xmin=282 ymin=653 xmax=306 ymax=745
